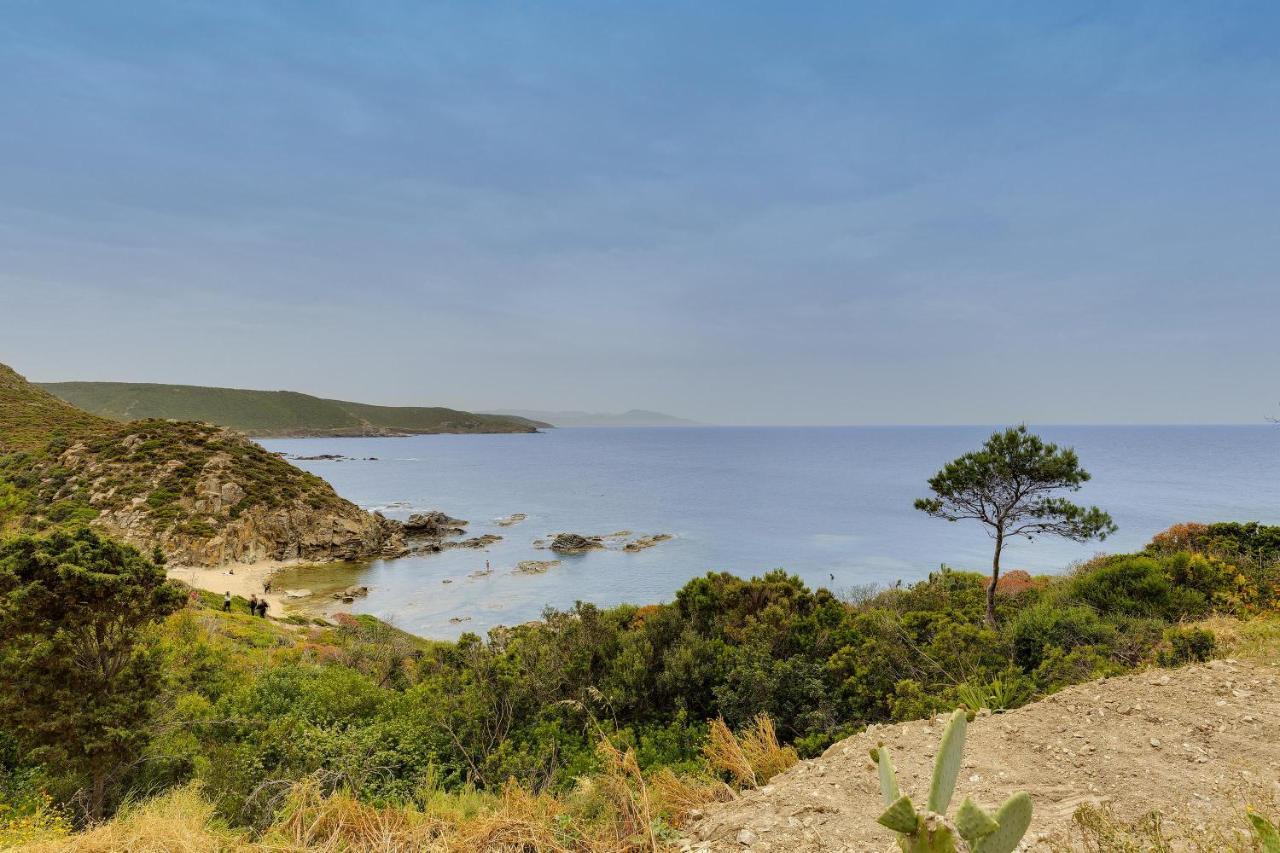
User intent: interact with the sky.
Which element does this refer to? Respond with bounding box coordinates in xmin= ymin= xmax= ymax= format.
xmin=1 ymin=2 xmax=1278 ymax=425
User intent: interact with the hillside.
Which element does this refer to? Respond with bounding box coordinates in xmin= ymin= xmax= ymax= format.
xmin=486 ymin=407 xmax=699 ymax=427
xmin=690 ymin=649 xmax=1280 ymax=851
xmin=39 ymin=381 xmax=547 ymax=436
xmin=0 ymin=365 xmax=112 ymax=453
xmin=1 ymin=364 xmax=403 ymax=563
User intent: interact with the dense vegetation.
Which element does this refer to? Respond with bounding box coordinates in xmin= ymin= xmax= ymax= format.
xmin=3 ymin=520 xmax=1278 ymax=848
xmin=39 ymin=381 xmax=546 ymax=436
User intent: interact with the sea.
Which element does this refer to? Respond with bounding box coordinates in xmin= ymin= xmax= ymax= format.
xmin=261 ymin=426 xmax=1280 ymax=639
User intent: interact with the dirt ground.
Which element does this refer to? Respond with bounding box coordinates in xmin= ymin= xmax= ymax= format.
xmin=686 ymin=657 xmax=1280 ymax=851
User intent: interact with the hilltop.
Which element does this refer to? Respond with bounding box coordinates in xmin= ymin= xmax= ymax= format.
xmin=1 ymin=364 xmax=402 ymax=563
xmin=486 ymin=407 xmax=699 ymax=427
xmin=39 ymin=381 xmax=547 ymax=437
xmin=0 ymin=365 xmax=112 ymax=454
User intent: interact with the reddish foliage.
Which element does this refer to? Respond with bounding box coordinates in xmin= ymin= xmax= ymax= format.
xmin=1148 ymin=522 xmax=1210 ymax=553
xmin=990 ymin=569 xmax=1037 ymax=596
xmin=630 ymin=604 xmax=662 ymax=627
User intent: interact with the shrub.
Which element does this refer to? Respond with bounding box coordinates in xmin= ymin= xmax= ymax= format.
xmin=1010 ymin=601 xmax=1115 ymax=670
xmin=1157 ymin=627 xmax=1216 ymax=666
xmin=1067 ymin=556 xmax=1207 ymax=621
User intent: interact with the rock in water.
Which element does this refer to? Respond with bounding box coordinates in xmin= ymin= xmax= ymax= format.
xmin=624 ymin=533 xmax=673 ymax=552
xmin=549 ymin=532 xmax=604 ymax=554
xmin=515 ymin=559 xmax=561 ymax=575
xmin=446 ymin=534 xmax=503 ymax=550
xmin=402 ymin=511 xmax=467 ymax=538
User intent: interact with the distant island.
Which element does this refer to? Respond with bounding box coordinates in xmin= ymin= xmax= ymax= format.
xmin=485 ymin=408 xmax=699 ymax=427
xmin=38 ymin=381 xmax=548 ymax=437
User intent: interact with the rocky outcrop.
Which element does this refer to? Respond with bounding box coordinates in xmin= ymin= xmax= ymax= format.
xmin=17 ymin=419 xmax=405 ymax=567
xmin=515 ymin=559 xmax=561 ymax=575
xmin=549 ymin=532 xmax=604 ymax=554
xmin=403 ymin=511 xmax=467 ymax=538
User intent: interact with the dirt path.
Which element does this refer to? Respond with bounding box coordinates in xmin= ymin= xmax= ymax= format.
xmin=687 ymin=658 xmax=1280 ymax=851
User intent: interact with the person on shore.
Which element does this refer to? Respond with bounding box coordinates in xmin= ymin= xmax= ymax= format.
xmin=257 ymin=598 xmax=269 ymax=618
xmin=249 ymin=594 xmax=258 ymax=615
xmin=222 ymin=591 xmax=231 ymax=612
xmin=263 ymin=579 xmax=272 ymax=594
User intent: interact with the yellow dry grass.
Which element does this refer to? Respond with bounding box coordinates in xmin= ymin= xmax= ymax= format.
xmin=15 ymin=718 xmax=802 ymax=852
xmin=702 ymin=715 xmax=797 ymax=790
xmin=14 ymin=785 xmax=251 ymax=853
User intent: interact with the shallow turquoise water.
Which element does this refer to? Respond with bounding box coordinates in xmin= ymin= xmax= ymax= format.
xmin=261 ymin=426 xmax=1280 ymax=639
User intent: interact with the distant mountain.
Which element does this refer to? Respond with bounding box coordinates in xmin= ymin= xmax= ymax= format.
xmin=39 ymin=382 xmax=548 ymax=437
xmin=485 ymin=408 xmax=699 ymax=428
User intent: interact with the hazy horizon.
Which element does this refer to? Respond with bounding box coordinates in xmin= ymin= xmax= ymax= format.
xmin=3 ymin=3 xmax=1278 ymax=425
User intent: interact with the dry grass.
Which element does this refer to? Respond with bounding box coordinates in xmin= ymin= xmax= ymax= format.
xmin=1193 ymin=613 xmax=1280 ymax=661
xmin=15 ymin=719 xmax=799 ymax=852
xmin=261 ymin=777 xmax=445 ymax=851
xmin=592 ymin=738 xmax=657 ymax=851
xmin=702 ymin=715 xmax=797 ymax=790
xmin=647 ymin=770 xmax=733 ymax=826
xmin=14 ymin=785 xmax=251 ymax=853
xmin=1045 ymin=802 xmax=1263 ymax=852
xmin=444 ymin=781 xmax=576 ymax=853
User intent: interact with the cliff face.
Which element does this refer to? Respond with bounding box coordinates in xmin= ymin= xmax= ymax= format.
xmin=43 ymin=422 xmax=405 ymax=566
xmin=1 ymin=363 xmax=404 ymax=566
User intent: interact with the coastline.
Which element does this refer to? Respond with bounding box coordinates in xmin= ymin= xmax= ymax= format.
xmin=168 ymin=560 xmax=303 ymax=618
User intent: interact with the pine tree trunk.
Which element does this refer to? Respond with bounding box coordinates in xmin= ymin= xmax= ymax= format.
xmin=986 ymin=533 xmax=1004 ymax=627
xmin=89 ymin=768 xmax=107 ymax=821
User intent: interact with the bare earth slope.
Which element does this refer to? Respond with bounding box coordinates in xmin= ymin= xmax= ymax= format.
xmin=689 ymin=658 xmax=1280 ymax=851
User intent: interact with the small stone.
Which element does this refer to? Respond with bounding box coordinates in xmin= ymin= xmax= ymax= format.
xmin=737 ymin=828 xmax=757 ymax=846
xmin=1150 ymin=738 xmax=1162 ymax=749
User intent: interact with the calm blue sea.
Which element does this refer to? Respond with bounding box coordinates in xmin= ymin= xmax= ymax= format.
xmin=260 ymin=426 xmax=1280 ymax=639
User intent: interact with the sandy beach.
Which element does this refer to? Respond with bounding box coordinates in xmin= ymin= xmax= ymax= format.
xmin=168 ymin=559 xmax=298 ymax=616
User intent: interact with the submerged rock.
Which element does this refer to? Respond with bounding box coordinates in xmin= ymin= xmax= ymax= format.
xmin=446 ymin=534 xmax=502 ymax=550
xmin=331 ymin=584 xmax=369 ymax=600
xmin=623 ymin=533 xmax=673 ymax=552
xmin=495 ymin=513 xmax=528 ymax=527
xmin=514 ymin=559 xmax=562 ymax=575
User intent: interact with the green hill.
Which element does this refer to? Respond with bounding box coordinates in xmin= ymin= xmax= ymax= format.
xmin=0 ymin=365 xmax=111 ymax=454
xmin=1 ymin=364 xmax=402 ymax=562
xmin=38 ymin=381 xmax=547 ymax=436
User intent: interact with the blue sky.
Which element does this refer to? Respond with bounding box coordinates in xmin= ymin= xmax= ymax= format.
xmin=2 ymin=2 xmax=1278 ymax=424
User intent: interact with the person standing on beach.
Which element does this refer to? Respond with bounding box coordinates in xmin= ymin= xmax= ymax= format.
xmin=257 ymin=598 xmax=269 ymax=618
xmin=249 ymin=594 xmax=258 ymax=615
xmin=223 ymin=591 xmax=231 ymax=612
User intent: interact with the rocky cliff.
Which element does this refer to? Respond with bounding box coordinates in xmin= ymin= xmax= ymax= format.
xmin=1 ymin=364 xmax=404 ymax=565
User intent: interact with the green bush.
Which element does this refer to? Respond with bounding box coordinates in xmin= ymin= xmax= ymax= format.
xmin=1157 ymin=627 xmax=1216 ymax=666
xmin=1068 ymin=556 xmax=1208 ymax=621
xmin=1010 ymin=601 xmax=1114 ymax=670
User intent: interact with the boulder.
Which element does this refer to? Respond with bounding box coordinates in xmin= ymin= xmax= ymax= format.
xmin=402 ymin=511 xmax=467 ymax=538
xmin=549 ymin=532 xmax=604 ymax=554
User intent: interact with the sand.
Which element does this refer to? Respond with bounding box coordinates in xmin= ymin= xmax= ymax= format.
xmin=167 ymin=559 xmax=297 ymax=616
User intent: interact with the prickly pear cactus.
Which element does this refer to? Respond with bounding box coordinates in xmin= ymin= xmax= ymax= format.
xmin=870 ymin=709 xmax=1032 ymax=853
xmin=1250 ymin=809 xmax=1280 ymax=853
